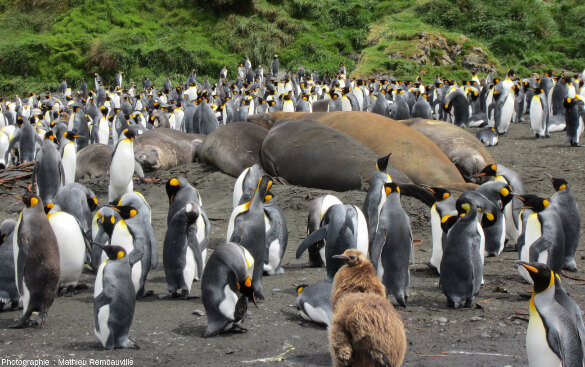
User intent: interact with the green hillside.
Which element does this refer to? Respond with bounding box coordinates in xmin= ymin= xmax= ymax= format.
xmin=0 ymin=0 xmax=584 ymax=95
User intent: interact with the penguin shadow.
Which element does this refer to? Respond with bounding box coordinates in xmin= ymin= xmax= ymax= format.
xmin=280 ymin=309 xmax=327 ymax=330
xmin=287 ymin=352 xmax=331 ymax=365
xmin=173 ymin=321 xmax=246 ymax=338
xmin=61 ymin=341 xmax=104 ymax=351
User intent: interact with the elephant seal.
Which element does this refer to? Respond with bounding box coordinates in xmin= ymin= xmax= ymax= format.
xmin=249 ymin=112 xmax=469 ymax=189
xmin=400 ymin=118 xmax=493 ymax=181
xmin=135 ymin=128 xmax=203 ymax=170
xmin=76 ymin=144 xmax=113 ymax=180
xmin=261 ymin=119 xmax=411 ymax=191
xmin=196 ymin=122 xmax=268 ymax=178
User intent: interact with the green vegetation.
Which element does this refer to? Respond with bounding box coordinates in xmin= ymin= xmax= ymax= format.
xmin=0 ymin=0 xmax=584 ymax=94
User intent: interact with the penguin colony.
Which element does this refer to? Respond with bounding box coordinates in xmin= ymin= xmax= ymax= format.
xmin=0 ymin=60 xmax=583 ymax=366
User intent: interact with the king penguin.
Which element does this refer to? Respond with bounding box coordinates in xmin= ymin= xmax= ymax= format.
xmin=363 ymin=153 xmax=393 ymax=244
xmin=305 ymin=195 xmax=343 ymax=267
xmin=164 ymin=202 xmax=206 ymax=298
xmin=166 ymin=176 xmax=203 ymax=225
xmin=530 ymin=88 xmax=549 ymax=138
xmin=201 ymin=242 xmax=256 ymax=337
xmin=515 ymin=194 xmax=565 ymax=284
xmin=421 ymin=185 xmax=456 ymax=274
xmin=33 ymin=132 xmax=64 ymax=212
xmin=262 ymin=189 xmax=288 ymax=276
xmin=94 ymin=244 xmax=137 ymax=350
xmin=518 ymin=261 xmax=584 ymax=367
xmin=544 ymin=173 xmax=580 ymax=271
xmin=233 ymin=164 xmax=264 ymax=209
xmin=295 ymin=281 xmax=333 ymax=326
xmin=227 ymin=175 xmax=272 ymax=299
xmin=12 ymin=193 xmax=60 ymax=327
xmin=0 ymin=219 xmax=19 ymax=311
xmin=60 ymin=131 xmax=78 ymax=185
xmin=297 ymin=204 xmax=368 ymax=280
xmin=563 ymin=96 xmax=585 ymax=146
xmin=369 ymin=182 xmax=412 ymax=307
xmin=108 ymin=127 xmax=138 ymax=202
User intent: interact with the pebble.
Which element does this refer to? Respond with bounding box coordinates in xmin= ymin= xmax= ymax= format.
xmin=470 ymin=316 xmax=482 ymax=322
xmin=437 ymin=317 xmax=448 ymax=323
xmin=192 ymin=309 xmax=205 ymax=316
xmin=480 ymin=332 xmax=490 ymax=339
xmin=272 ymin=288 xmax=281 ymax=292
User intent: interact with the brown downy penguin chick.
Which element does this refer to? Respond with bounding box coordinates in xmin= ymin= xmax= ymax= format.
xmin=330 ymin=249 xmax=385 ymax=310
xmin=329 ymin=249 xmax=407 ymax=367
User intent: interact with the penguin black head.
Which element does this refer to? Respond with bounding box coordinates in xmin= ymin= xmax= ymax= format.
xmin=296 ymin=284 xmax=308 ymax=296
xmin=64 ymin=131 xmax=79 ymax=141
xmin=166 ymin=177 xmax=183 ymax=202
xmin=422 ymin=186 xmax=451 ymax=202
xmin=331 ymin=249 xmax=368 ymax=267
xmin=514 ymin=194 xmax=549 ymax=212
xmin=113 ymin=205 xmax=138 ymax=220
xmin=480 ymin=209 xmax=496 ymax=228
xmin=44 ymin=131 xmax=56 ymax=142
xmin=472 ymin=164 xmax=497 ymax=178
xmin=98 ymin=212 xmax=117 ymax=237
xmin=544 ymin=173 xmax=568 ymax=191
xmin=122 ymin=126 xmax=138 ymax=141
xmin=384 ymin=182 xmax=400 ymax=196
xmin=516 ymin=261 xmax=554 ymax=294
xmin=44 ymin=202 xmax=55 ymax=214
xmin=455 ymin=197 xmax=475 ymax=218
xmin=440 ymin=214 xmax=458 ymax=233
xmin=263 ymin=190 xmax=274 ymax=203
xmin=14 ymin=192 xmax=42 ymax=209
xmin=498 ymin=185 xmax=513 ymax=208
xmin=237 ymin=275 xmax=256 ymax=305
xmin=95 ymin=243 xmax=127 ymax=261
xmin=87 ymin=196 xmax=98 ymax=212
xmin=376 ymin=153 xmax=392 ymax=173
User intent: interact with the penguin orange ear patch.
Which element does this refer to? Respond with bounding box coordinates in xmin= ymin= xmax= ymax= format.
xmin=543 ymin=200 xmax=549 ymax=208
xmin=170 ymin=178 xmax=180 ymax=186
xmin=30 ymin=197 xmax=38 ymax=207
xmin=442 ymin=192 xmax=450 ymax=200
xmin=245 ymin=277 xmax=252 ymax=288
xmin=117 ymin=251 xmax=125 ymax=259
xmin=130 ymin=209 xmax=137 ymax=217
xmin=485 ymin=212 xmax=495 ymax=221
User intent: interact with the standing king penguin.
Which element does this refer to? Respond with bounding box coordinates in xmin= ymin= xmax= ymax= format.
xmin=13 ymin=193 xmax=60 ymax=327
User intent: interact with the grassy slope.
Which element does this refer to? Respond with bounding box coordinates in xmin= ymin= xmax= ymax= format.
xmin=0 ymin=0 xmax=583 ymax=94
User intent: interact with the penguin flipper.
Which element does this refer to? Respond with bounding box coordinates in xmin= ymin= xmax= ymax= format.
xmin=187 ymin=227 xmax=203 ymax=281
xmin=528 ymin=237 xmax=552 ymax=265
xmin=126 ymin=238 xmax=145 ymax=267
xmin=296 ymin=226 xmax=327 ymax=259
xmin=93 ymin=292 xmax=113 ymax=334
xmin=16 ymin=242 xmax=28 ymax=293
xmin=5 ymin=132 xmax=19 ymax=164
xmin=369 ymin=229 xmax=387 ymax=270
xmin=133 ymin=160 xmax=144 ymax=181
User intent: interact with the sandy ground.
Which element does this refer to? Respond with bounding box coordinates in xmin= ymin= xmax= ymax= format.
xmin=0 ymin=118 xmax=584 ymax=367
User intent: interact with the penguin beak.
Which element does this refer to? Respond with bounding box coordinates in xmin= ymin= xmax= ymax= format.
xmin=515 ymin=260 xmax=539 ymax=274
xmin=468 ymin=172 xmax=485 ymax=179
xmin=544 ymin=172 xmax=554 ymax=184
xmin=92 ymin=242 xmax=106 ymax=250
xmin=332 ymin=254 xmax=349 ymax=260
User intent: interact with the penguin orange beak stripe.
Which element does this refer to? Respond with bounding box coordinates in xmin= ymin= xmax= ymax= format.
xmin=517 ymin=262 xmax=539 ymax=274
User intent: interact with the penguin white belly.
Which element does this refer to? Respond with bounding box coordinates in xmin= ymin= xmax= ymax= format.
xmin=354 ymin=206 xmax=369 ymax=255
xmin=519 ymin=214 xmax=541 ymax=283
xmin=219 ymin=285 xmax=238 ymax=321
xmin=227 ymin=205 xmax=248 ymax=242
xmin=577 ymin=117 xmax=585 ymax=144
xmin=233 ymin=168 xmax=248 ymax=208
xmin=341 ymin=97 xmax=352 ymax=111
xmin=97 ymin=118 xmax=109 ymax=144
xmin=131 ymin=260 xmax=142 ymax=294
xmin=498 ymin=95 xmax=514 ymax=133
xmin=504 ymin=202 xmax=519 ymax=243
xmin=527 ymin=303 xmax=562 ymax=367
xmin=183 ymin=247 xmax=195 ymax=292
xmin=169 ymin=113 xmax=177 ymax=130
xmin=429 ymin=205 xmax=442 ymax=273
xmin=21 ymin=281 xmax=30 ymax=316
xmin=95 ymin=305 xmax=111 ymax=347
xmin=62 ymin=143 xmax=76 ymax=185
xmin=109 ymin=143 xmax=135 ymax=201
xmin=530 ymin=97 xmax=545 ymax=136
xmin=264 ymin=239 xmax=281 ymax=275
xmin=49 ymin=212 xmax=85 ymax=287
xmin=477 ymin=220 xmax=485 ymax=285
xmin=0 ymin=132 xmax=9 ymax=166
xmin=497 ymin=215 xmax=506 ymax=255
xmin=196 ymin=216 xmax=206 ymax=249
xmin=68 ymin=113 xmax=75 ymax=131
xmin=282 ymin=101 xmax=294 ymax=112
xmin=13 ymin=214 xmax=22 ymax=295
xmin=301 ymin=303 xmax=330 ymax=326
xmin=375 ymin=188 xmax=387 ymax=234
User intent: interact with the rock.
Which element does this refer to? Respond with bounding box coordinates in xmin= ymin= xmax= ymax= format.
xmin=192 ymin=309 xmax=205 ymax=316
xmin=437 ymin=317 xmax=448 ymax=324
xmin=471 ymin=316 xmax=483 ymax=322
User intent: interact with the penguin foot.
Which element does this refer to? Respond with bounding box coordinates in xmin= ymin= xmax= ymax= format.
xmin=274 ymin=267 xmax=285 ymax=275
xmin=136 ymin=290 xmax=154 ymax=299
xmin=124 ymin=340 xmax=139 ymax=350
xmin=562 ymin=262 xmax=578 ymax=272
xmin=10 ymin=316 xmax=31 ymax=329
xmin=570 ymin=142 xmax=583 ymax=147
xmin=230 ymin=324 xmax=248 ymax=334
xmin=181 ymin=290 xmax=198 ymax=300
